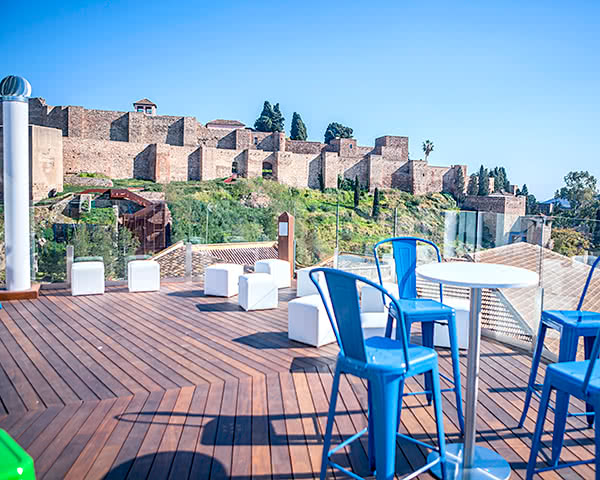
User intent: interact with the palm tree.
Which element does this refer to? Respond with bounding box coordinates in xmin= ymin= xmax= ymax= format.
xmin=422 ymin=140 xmax=434 ymax=162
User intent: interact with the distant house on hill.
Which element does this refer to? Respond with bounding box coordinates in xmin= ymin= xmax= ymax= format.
xmin=133 ymin=98 xmax=157 ymax=115
xmin=539 ymin=197 xmax=571 ymax=214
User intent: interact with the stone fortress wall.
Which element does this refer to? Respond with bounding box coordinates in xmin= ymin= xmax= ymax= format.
xmin=0 ymin=97 xmax=468 ymax=201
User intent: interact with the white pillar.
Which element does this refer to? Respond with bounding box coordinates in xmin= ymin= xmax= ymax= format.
xmin=1 ymin=76 xmax=32 ymax=291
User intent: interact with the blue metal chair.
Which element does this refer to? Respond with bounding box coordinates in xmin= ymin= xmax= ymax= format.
xmin=519 ymin=255 xmax=600 ymax=461
xmin=526 ymin=326 xmax=600 ymax=479
xmin=310 ymin=268 xmax=447 ymax=480
xmin=373 ymin=237 xmax=465 ymax=435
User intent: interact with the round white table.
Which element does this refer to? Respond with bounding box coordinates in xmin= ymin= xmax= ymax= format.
xmin=416 ymin=262 xmax=539 ymax=480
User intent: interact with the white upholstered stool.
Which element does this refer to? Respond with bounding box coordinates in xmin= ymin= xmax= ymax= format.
xmin=204 ymin=264 xmax=244 ymax=297
xmin=128 ymin=260 xmax=160 ymax=292
xmin=434 ymin=296 xmax=470 ymax=349
xmin=239 ymin=273 xmax=278 ymax=311
xmin=295 ymin=267 xmax=324 ymax=297
xmin=71 ymin=261 xmax=105 ymax=296
xmin=288 ymin=294 xmax=335 ymax=347
xmin=255 ymin=259 xmax=291 ymax=288
xmin=360 ymin=282 xmax=397 ymax=312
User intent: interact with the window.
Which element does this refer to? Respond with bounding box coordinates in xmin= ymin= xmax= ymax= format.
xmin=145 ymin=107 xmax=152 ymax=114
xmin=136 ymin=106 xmax=144 ymax=112
xmin=349 ymin=144 xmax=353 ymax=149
xmin=262 ymin=162 xmax=273 ymax=179
xmin=254 ymin=137 xmax=258 ymax=145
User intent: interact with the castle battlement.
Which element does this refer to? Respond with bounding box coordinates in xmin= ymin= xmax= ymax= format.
xmin=0 ymin=97 xmax=468 ymax=201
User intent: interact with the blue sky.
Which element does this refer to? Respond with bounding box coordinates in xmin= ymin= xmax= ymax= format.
xmin=2 ymin=0 xmax=598 ymax=200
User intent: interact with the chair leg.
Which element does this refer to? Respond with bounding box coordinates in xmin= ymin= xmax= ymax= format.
xmin=431 ymin=363 xmax=447 ymax=480
xmin=447 ymin=314 xmax=465 ymax=435
xmin=594 ymin=400 xmax=600 ymax=480
xmin=368 ymin=381 xmax=376 ymax=474
xmin=519 ymin=322 xmax=548 ymax=428
xmin=422 ymin=322 xmax=434 ymax=405
xmin=370 ymin=373 xmax=402 ymax=480
xmin=320 ymin=365 xmax=341 ymax=480
xmin=584 ymin=335 xmax=596 ymax=427
xmin=552 ymin=329 xmax=578 ymax=465
xmin=395 ymin=378 xmax=406 ymax=431
xmin=526 ymin=379 xmax=552 ymax=480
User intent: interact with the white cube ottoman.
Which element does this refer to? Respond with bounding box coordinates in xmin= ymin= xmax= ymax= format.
xmin=434 ymin=297 xmax=470 ymax=349
xmin=128 ymin=260 xmax=160 ymax=292
xmin=288 ymin=294 xmax=336 ymax=347
xmin=204 ymin=264 xmax=244 ymax=297
xmin=296 ymin=267 xmax=325 ymax=297
xmin=71 ymin=261 xmax=105 ymax=296
xmin=360 ymin=282 xmax=397 ymax=312
xmin=239 ymin=273 xmax=278 ymax=311
xmin=255 ymin=259 xmax=291 ymax=289
xmin=361 ymin=312 xmax=391 ymax=339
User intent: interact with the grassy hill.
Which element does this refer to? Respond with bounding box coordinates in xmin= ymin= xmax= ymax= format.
xmin=160 ymin=178 xmax=458 ymax=266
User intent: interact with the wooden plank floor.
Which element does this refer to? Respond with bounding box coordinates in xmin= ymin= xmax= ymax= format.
xmin=0 ymin=282 xmax=596 ymax=479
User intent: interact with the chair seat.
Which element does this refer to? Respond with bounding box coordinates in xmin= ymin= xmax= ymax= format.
xmin=547 ymin=360 xmax=600 ymax=395
xmin=389 ymin=298 xmax=454 ymax=321
xmin=365 ymin=336 xmax=437 ymax=373
xmin=542 ymin=310 xmax=600 ymax=329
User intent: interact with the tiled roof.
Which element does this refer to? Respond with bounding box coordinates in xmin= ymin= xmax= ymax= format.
xmin=206 ymin=119 xmax=245 ymax=128
xmin=133 ymin=98 xmax=156 ymax=106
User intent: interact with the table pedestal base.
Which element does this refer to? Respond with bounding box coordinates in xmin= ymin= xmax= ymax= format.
xmin=428 ymin=444 xmax=511 ymax=480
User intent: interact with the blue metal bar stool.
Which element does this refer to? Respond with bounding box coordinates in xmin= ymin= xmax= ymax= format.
xmin=373 ymin=237 xmax=465 ymax=435
xmin=526 ymin=326 xmax=600 ymax=479
xmin=519 ymin=256 xmax=600 ymax=462
xmin=310 ymin=268 xmax=447 ymax=480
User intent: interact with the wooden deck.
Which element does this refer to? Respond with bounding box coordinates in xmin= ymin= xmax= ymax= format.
xmin=0 ymin=283 xmax=596 ymax=479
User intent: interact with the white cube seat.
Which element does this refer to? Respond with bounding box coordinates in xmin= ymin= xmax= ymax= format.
xmin=288 ymin=294 xmax=335 ymax=347
xmin=128 ymin=260 xmax=160 ymax=292
xmin=435 ymin=297 xmax=470 ymax=349
xmin=360 ymin=312 xmax=391 ymax=339
xmin=239 ymin=273 xmax=278 ymax=311
xmin=360 ymin=282 xmax=397 ymax=312
xmin=71 ymin=261 xmax=105 ymax=296
xmin=296 ymin=267 xmax=325 ymax=297
xmin=204 ymin=264 xmax=244 ymax=297
xmin=255 ymin=259 xmax=291 ymax=288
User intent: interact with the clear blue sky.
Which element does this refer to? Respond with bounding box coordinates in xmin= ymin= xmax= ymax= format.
xmin=2 ymin=0 xmax=598 ymax=200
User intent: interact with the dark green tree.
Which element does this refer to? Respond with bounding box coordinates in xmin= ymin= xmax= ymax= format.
xmin=454 ymin=167 xmax=466 ymax=204
xmin=593 ymin=207 xmax=600 ymax=248
xmin=467 ymin=174 xmax=478 ymax=195
xmin=354 ymin=175 xmax=360 ymax=208
xmin=324 ymin=122 xmax=353 ymax=144
xmin=318 ymin=172 xmax=325 ymax=192
xmin=477 ymin=165 xmax=489 ymax=196
xmin=519 ymin=184 xmax=529 ymax=196
xmin=271 ymin=103 xmax=285 ymax=132
xmin=290 ymin=112 xmax=307 ymax=140
xmin=254 ymin=101 xmax=274 ymax=132
xmin=500 ymin=166 xmax=510 ymax=191
xmin=372 ymin=188 xmax=380 ymax=218
xmin=555 ymin=170 xmax=598 ymax=210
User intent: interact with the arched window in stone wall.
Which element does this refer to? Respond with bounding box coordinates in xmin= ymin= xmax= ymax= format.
xmin=262 ymin=162 xmax=273 ymax=179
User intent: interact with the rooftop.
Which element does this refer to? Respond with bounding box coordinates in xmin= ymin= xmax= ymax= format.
xmin=0 ymin=282 xmax=594 ymax=479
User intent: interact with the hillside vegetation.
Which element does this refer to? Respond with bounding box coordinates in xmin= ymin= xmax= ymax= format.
xmin=161 ymin=178 xmax=458 ymax=266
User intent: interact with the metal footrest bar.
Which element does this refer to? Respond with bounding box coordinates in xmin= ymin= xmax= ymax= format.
xmin=530 ymin=383 xmax=595 ymax=417
xmin=402 ymin=387 xmax=456 ymax=397
xmin=534 ymin=458 xmax=593 ymax=473
xmin=327 ymin=428 xmax=367 ymax=456
xmin=396 ymin=432 xmax=440 ymax=452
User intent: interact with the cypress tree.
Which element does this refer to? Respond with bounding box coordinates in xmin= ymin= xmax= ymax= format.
xmin=254 ymin=101 xmax=274 ymax=132
xmin=354 ymin=176 xmax=360 ymax=208
xmin=372 ymin=188 xmax=380 ymax=218
xmin=467 ymin=174 xmax=478 ymax=196
xmin=290 ymin=112 xmax=308 ymax=140
xmin=271 ymin=103 xmax=285 ymax=132
xmin=478 ymin=165 xmax=489 ymax=196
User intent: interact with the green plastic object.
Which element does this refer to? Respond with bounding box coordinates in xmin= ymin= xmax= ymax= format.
xmin=0 ymin=429 xmax=35 ymax=480
xmin=74 ymin=256 xmax=103 ymax=263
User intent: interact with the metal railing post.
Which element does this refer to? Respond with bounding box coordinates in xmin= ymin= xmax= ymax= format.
xmin=66 ymin=245 xmax=74 ymax=285
xmin=185 ymin=242 xmax=193 ymax=281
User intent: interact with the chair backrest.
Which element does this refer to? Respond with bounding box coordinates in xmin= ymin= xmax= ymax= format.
xmin=373 ymin=237 xmax=443 ymax=301
xmin=310 ymin=267 xmax=410 ymax=371
xmin=582 ymin=327 xmax=600 ymax=394
xmin=577 ymin=256 xmax=600 ymax=311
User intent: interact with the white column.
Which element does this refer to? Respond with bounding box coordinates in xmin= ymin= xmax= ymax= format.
xmin=2 ymin=98 xmax=31 ymax=291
